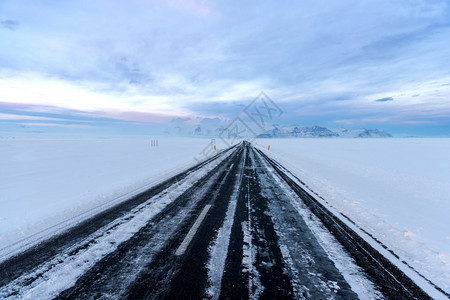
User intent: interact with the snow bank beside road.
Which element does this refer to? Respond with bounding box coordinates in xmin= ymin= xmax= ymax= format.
xmin=256 ymin=138 xmax=450 ymax=294
xmin=0 ymin=137 xmax=223 ymax=256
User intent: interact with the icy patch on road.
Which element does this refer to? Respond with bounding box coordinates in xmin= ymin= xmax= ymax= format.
xmin=278 ymin=243 xmax=308 ymax=299
xmin=206 ymin=148 xmax=246 ymax=299
xmin=0 ymin=150 xmax=231 ymax=299
xmin=241 ymin=220 xmax=263 ymax=300
xmin=107 ymin=158 xmax=230 ymax=299
xmin=242 ymin=164 xmax=264 ymax=300
xmin=259 ymin=153 xmax=384 ymax=299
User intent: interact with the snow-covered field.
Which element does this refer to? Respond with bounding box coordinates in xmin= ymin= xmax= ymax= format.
xmin=256 ymin=138 xmax=450 ymax=294
xmin=0 ymin=137 xmax=224 ymax=258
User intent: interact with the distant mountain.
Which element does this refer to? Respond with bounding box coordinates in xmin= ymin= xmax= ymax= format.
xmin=165 ymin=119 xmax=392 ymax=138
xmin=257 ymin=125 xmax=392 ymax=138
xmin=167 ymin=117 xmax=226 ymax=136
xmin=330 ymin=128 xmax=392 ymax=138
xmin=258 ymin=125 xmax=338 ymax=138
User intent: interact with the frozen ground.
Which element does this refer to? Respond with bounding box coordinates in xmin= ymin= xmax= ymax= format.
xmin=256 ymin=138 xmax=450 ymax=294
xmin=0 ymin=137 xmax=224 ymax=257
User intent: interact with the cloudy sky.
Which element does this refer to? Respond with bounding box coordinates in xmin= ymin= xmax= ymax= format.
xmin=1 ymin=0 xmax=450 ymax=136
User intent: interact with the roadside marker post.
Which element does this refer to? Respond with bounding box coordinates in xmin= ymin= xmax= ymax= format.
xmin=151 ymin=139 xmax=159 ymax=147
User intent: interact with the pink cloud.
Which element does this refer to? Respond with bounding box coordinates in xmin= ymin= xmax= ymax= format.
xmin=20 ymin=123 xmax=93 ymax=128
xmin=88 ymin=110 xmax=180 ymax=123
xmin=0 ymin=101 xmax=192 ymax=124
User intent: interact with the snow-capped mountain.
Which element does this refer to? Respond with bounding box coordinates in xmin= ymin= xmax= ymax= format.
xmin=257 ymin=125 xmax=392 ymax=138
xmin=330 ymin=128 xmax=393 ymax=138
xmin=258 ymin=125 xmax=338 ymax=138
xmin=166 ymin=118 xmax=392 ymax=138
xmin=166 ymin=118 xmax=226 ymax=136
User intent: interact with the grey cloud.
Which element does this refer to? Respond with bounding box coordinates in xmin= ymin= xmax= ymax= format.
xmin=185 ymin=102 xmax=246 ymax=118
xmin=1 ymin=19 xmax=19 ymax=30
xmin=170 ymin=117 xmax=190 ymax=123
xmin=375 ymin=97 xmax=394 ymax=102
xmin=114 ymin=56 xmax=151 ymax=86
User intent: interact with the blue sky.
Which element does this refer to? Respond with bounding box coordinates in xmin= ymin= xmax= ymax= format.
xmin=1 ymin=0 xmax=450 ymax=136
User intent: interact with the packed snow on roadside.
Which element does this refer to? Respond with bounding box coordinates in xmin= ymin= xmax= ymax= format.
xmin=0 ymin=137 xmax=225 ymax=258
xmin=256 ymin=138 xmax=450 ymax=294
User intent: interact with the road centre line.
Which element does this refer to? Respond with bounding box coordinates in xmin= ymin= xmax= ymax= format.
xmin=175 ymin=204 xmax=212 ymax=256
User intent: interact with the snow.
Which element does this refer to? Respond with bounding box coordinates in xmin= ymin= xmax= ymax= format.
xmin=207 ymin=147 xmax=246 ymax=299
xmin=241 ymin=220 xmax=264 ymax=300
xmin=259 ymin=153 xmax=383 ymax=299
xmin=255 ymin=138 xmax=450 ymax=296
xmin=0 ymin=146 xmax=232 ymax=299
xmin=0 ymin=137 xmax=227 ymax=260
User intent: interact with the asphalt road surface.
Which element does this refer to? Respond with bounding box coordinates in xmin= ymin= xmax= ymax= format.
xmin=0 ymin=142 xmax=440 ymax=299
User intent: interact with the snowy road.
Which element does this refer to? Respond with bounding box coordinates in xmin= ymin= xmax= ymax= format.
xmin=0 ymin=142 xmax=444 ymax=299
